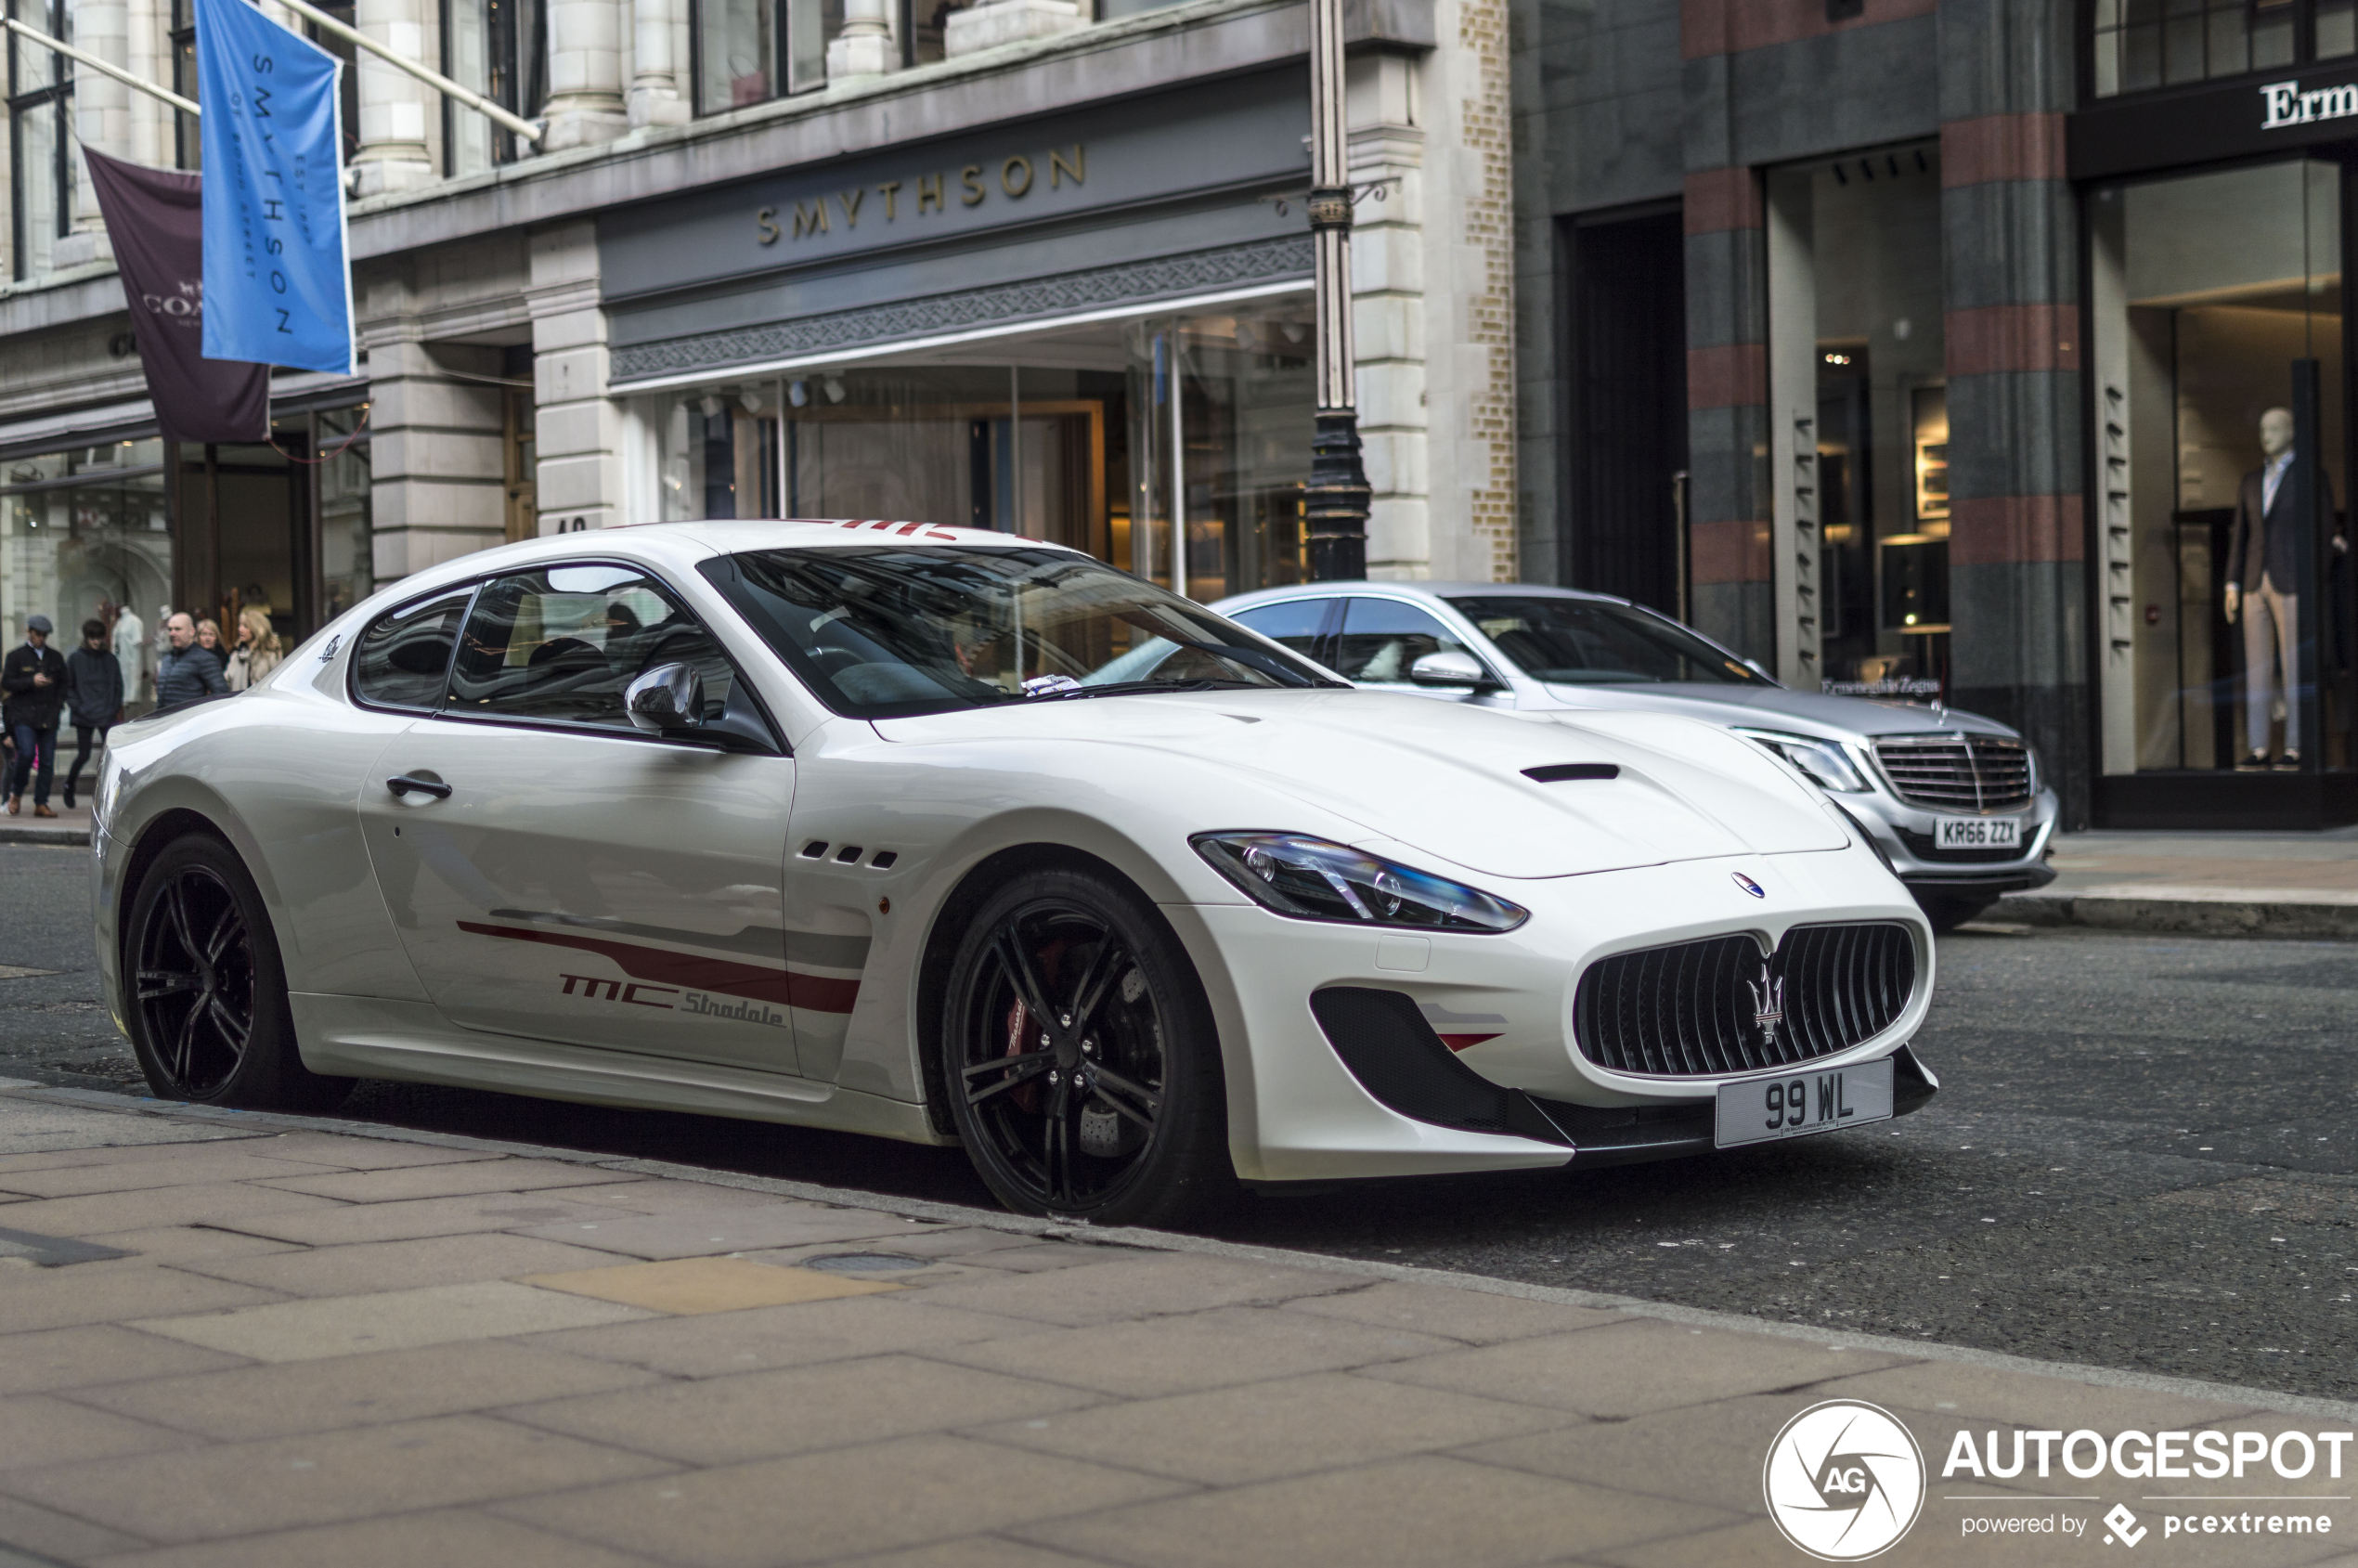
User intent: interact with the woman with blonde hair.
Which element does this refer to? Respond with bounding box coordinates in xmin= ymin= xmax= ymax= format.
xmin=224 ymin=607 xmax=283 ymax=693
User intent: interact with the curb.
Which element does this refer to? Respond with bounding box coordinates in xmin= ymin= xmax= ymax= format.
xmin=2004 ymin=888 xmax=2358 ymax=940
xmin=0 ymin=824 xmax=86 ymax=848
xmin=9 ymin=1079 xmax=2358 ymax=1425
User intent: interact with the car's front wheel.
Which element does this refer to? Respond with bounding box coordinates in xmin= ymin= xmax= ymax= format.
xmin=123 ymin=834 xmax=352 ymax=1112
xmin=941 ymin=866 xmax=1234 ymax=1227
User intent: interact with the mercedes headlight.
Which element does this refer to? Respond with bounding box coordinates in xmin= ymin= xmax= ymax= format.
xmin=1734 ymin=729 xmax=1871 ymax=793
xmin=1192 ymin=833 xmax=1528 ymax=932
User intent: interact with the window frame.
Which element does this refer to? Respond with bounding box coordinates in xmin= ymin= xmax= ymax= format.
xmin=6 ymin=0 xmax=73 ymax=282
xmin=347 ymin=562 xmax=784 ymax=751
xmin=2084 ymin=0 xmax=2350 ymax=105
xmin=689 ymin=0 xmax=796 ymax=114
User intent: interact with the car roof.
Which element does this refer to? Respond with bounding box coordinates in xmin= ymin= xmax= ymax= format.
xmin=358 ymin=520 xmax=1082 ymax=608
xmin=1214 ymin=581 xmax=1635 ymax=610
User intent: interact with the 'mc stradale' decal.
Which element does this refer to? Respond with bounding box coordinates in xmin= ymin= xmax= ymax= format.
xmin=457 ymin=910 xmax=869 ymax=1017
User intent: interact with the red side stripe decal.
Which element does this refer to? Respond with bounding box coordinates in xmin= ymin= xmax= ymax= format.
xmin=458 ymin=922 xmax=861 ymax=1015
xmin=1437 ymin=1033 xmax=1501 ymax=1054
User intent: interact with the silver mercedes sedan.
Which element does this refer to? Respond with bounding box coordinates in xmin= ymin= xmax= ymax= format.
xmin=1211 ymin=581 xmax=2058 ymax=931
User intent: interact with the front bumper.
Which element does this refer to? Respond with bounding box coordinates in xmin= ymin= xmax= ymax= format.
xmin=1174 ymin=842 xmax=1937 ymax=1184
xmin=1844 ymin=785 xmax=2061 ymax=896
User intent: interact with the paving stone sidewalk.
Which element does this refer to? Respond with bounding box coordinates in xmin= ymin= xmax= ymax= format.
xmin=0 ymin=1082 xmax=2352 ymax=1568
xmin=2003 ymin=829 xmax=2358 ymax=939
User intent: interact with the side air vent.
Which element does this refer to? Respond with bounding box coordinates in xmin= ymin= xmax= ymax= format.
xmin=1523 ymin=763 xmax=1619 ymax=783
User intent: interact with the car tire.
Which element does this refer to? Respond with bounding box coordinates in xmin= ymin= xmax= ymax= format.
xmin=940 ymin=865 xmax=1236 ymax=1227
xmin=123 ymin=834 xmax=352 ymax=1113
xmin=1915 ymin=892 xmax=1998 ymax=934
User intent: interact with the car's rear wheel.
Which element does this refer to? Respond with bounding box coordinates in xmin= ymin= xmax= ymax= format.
xmin=941 ymin=866 xmax=1234 ymax=1227
xmin=124 ymin=835 xmax=351 ymax=1112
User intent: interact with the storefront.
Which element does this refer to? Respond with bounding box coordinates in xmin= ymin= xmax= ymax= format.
xmin=598 ymin=71 xmax=1318 ymax=598
xmin=2075 ymin=42 xmax=2358 ymax=826
xmin=0 ymin=389 xmax=371 ymax=709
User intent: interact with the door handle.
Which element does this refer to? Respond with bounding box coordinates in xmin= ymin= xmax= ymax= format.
xmin=385 ymin=774 xmax=452 ymax=800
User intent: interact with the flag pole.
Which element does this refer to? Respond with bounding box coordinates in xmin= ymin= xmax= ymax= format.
xmin=268 ymin=0 xmax=541 ymax=144
xmin=2 ymin=18 xmax=200 ymax=117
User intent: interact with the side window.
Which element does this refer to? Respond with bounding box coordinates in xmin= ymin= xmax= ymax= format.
xmin=1228 ymin=598 xmax=1337 ymax=664
xmin=446 ymin=564 xmax=735 ymax=732
xmin=352 ymin=587 xmax=473 ymax=711
xmin=1328 ymin=599 xmax=1473 ymax=684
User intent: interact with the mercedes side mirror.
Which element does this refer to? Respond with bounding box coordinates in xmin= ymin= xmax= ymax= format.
xmin=1408 ymin=650 xmax=1494 ymax=689
xmin=626 ymin=663 xmax=705 ymax=733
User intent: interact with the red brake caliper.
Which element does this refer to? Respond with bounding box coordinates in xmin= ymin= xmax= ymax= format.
xmin=1004 ymin=997 xmax=1040 ymax=1111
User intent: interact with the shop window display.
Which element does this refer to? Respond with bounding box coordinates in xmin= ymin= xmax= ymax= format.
xmin=643 ymin=297 xmax=1314 ymax=601
xmin=2088 ymin=158 xmax=2351 ymax=778
xmin=1 ymin=441 xmax=172 ymax=711
xmin=1769 ymin=145 xmax=1948 ymax=696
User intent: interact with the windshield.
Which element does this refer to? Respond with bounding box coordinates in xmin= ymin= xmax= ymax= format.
xmin=702 ymin=546 xmax=1341 ymax=719
xmin=1445 ymin=595 xmax=1769 ymax=686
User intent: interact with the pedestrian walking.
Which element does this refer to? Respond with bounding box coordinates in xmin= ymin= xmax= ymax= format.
xmin=224 ymin=607 xmax=283 ymax=693
xmin=195 ymin=618 xmax=228 ymax=683
xmin=154 ymin=613 xmax=229 ymax=712
xmin=3 ymin=614 xmax=69 ymax=817
xmin=63 ymin=617 xmax=124 ymax=811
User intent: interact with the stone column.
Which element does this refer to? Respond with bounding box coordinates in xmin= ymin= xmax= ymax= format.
xmin=628 ymin=0 xmax=689 ymax=125
xmin=529 ymin=222 xmax=625 ymax=532
xmin=363 ymin=334 xmax=510 ymax=579
xmin=54 ymin=0 xmax=130 ymax=268
xmin=942 ymin=0 xmax=1080 ymax=58
xmin=827 ymin=0 xmax=898 ymax=79
xmin=1939 ymin=0 xmax=2088 ymax=823
xmin=349 ymin=0 xmax=436 ymax=195
xmin=543 ymin=0 xmax=628 ymax=150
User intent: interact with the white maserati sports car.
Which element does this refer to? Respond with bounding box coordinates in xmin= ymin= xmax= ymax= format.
xmin=92 ymin=521 xmax=1939 ymax=1225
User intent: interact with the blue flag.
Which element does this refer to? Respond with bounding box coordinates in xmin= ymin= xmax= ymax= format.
xmin=196 ymin=0 xmax=352 ymax=375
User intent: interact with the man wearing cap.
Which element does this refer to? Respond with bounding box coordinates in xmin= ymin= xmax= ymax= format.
xmin=3 ymin=614 xmax=69 ymax=817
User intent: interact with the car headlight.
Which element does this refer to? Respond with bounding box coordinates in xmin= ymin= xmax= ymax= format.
xmin=1191 ymin=833 xmax=1528 ymax=932
xmin=1733 ymin=728 xmax=1871 ymax=793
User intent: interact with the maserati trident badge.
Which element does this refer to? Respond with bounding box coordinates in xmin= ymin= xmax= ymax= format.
xmin=1747 ymin=964 xmax=1786 ymax=1049
xmin=1732 ymin=872 xmax=1766 ymax=898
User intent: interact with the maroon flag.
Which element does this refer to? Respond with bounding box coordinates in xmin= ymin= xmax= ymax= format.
xmin=82 ymin=149 xmax=268 ymax=446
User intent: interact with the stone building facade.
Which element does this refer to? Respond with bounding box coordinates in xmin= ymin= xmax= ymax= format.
xmin=0 ymin=0 xmax=1520 ymax=711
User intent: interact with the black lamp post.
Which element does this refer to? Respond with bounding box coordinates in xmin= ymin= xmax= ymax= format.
xmin=1302 ymin=0 xmax=1368 ymax=581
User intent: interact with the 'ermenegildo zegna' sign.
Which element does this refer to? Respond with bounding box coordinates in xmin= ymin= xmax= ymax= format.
xmin=2261 ymin=79 xmax=2358 ymax=130
xmin=755 ymin=145 xmax=1087 ymax=245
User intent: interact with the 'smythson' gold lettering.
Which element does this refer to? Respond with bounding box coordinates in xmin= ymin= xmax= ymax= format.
xmin=757 ymin=144 xmax=1087 ymax=233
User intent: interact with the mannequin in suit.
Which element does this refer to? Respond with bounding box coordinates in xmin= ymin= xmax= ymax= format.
xmin=2225 ymin=407 xmax=2346 ymax=770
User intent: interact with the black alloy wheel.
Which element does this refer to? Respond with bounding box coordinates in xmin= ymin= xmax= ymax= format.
xmin=124 ymin=835 xmax=351 ymax=1111
xmin=134 ymin=862 xmax=256 ymax=1097
xmin=942 ymin=867 xmax=1233 ymax=1226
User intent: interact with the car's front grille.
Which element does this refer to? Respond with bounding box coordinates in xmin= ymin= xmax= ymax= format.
xmin=1872 ymin=734 xmax=2032 ymax=810
xmin=1893 ymin=825 xmax=2031 ymax=864
xmin=1574 ymin=923 xmax=1917 ymax=1077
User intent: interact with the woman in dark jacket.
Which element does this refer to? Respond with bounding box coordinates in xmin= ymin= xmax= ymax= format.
xmin=63 ymin=618 xmax=124 ymax=810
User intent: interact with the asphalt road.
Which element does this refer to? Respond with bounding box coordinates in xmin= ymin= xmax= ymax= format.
xmin=8 ymin=840 xmax=2354 ymax=1401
